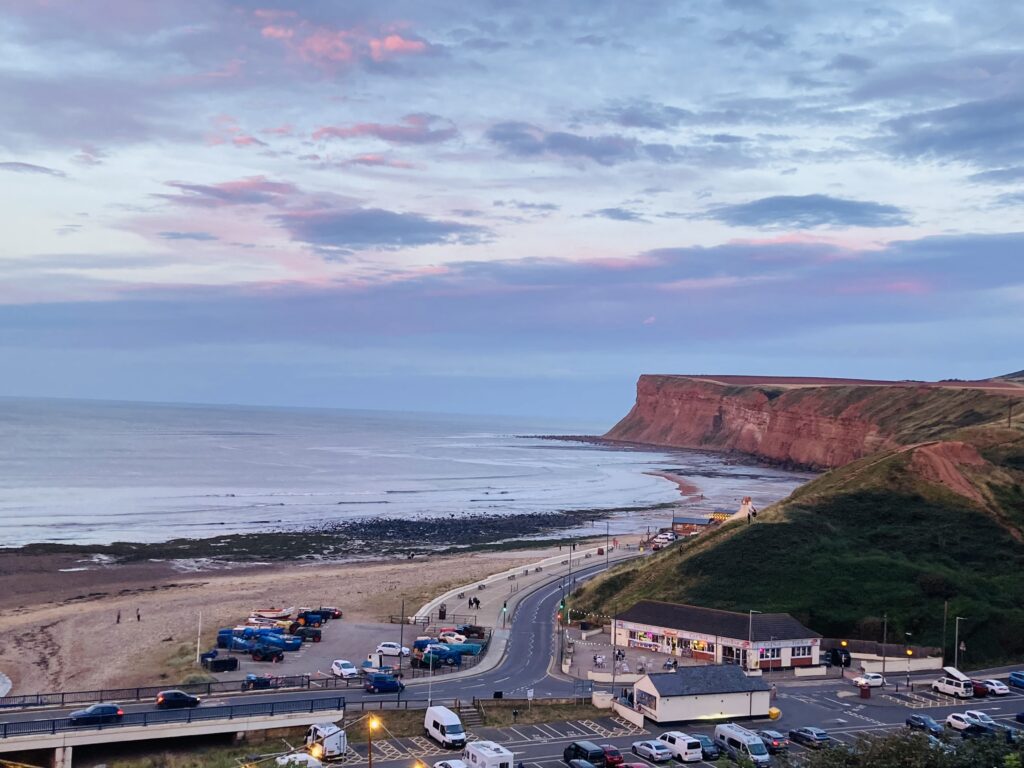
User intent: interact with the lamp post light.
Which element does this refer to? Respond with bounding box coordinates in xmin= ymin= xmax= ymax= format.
xmin=747 ymin=610 xmax=762 ymax=671
xmin=954 ymin=617 xmax=967 ymax=670
xmin=368 ymin=716 xmax=380 ymax=768
xmin=905 ymin=632 xmax=913 ymax=687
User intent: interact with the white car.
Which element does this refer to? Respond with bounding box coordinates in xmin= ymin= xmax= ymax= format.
xmin=982 ymin=679 xmax=1010 ymax=696
xmin=276 ymin=755 xmax=323 ymax=768
xmin=945 ymin=713 xmax=972 ymax=731
xmin=435 ymin=761 xmax=468 ymax=768
xmin=631 ymin=740 xmax=673 ymax=762
xmin=853 ymin=673 xmax=887 ymax=688
xmin=963 ymin=710 xmax=998 ymax=727
xmin=330 ymin=659 xmax=358 ymax=679
xmin=438 ymin=631 xmax=466 ymax=644
xmin=375 ymin=642 xmax=410 ymax=657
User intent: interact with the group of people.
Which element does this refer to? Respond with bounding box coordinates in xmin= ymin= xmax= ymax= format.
xmin=467 ymin=596 xmax=481 ymax=609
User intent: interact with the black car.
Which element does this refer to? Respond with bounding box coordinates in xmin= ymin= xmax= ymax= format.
xmin=1017 ymin=712 xmax=1024 ymax=724
xmin=251 ymin=644 xmax=284 ymax=662
xmin=789 ymin=727 xmax=831 ymax=749
xmin=906 ymin=714 xmax=943 ymax=736
xmin=960 ymin=723 xmax=998 ymax=739
xmin=692 ymin=734 xmax=719 ymax=760
xmin=155 ymin=690 xmax=200 ymax=709
xmin=758 ymin=729 xmax=789 ymax=753
xmin=294 ymin=626 xmax=322 ymax=642
xmin=69 ymin=703 xmax=124 ymax=726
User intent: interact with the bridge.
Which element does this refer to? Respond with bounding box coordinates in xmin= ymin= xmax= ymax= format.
xmin=0 ymin=696 xmax=344 ymax=768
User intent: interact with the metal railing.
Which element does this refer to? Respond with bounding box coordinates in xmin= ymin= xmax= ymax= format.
xmin=0 ymin=675 xmax=314 ymax=710
xmin=0 ymin=696 xmax=345 ymax=740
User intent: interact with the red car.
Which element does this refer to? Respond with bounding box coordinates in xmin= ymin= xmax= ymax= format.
xmin=970 ymin=680 xmax=989 ymax=698
xmin=601 ymin=746 xmax=624 ymax=767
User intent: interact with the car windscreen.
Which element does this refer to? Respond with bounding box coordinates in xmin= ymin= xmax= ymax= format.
xmin=748 ymin=742 xmax=768 ymax=756
xmin=448 ymin=724 xmax=465 ymax=734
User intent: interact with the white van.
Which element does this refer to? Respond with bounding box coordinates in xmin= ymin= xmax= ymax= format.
xmin=714 ymin=723 xmax=771 ymax=766
xmin=304 ymin=723 xmax=347 ymax=759
xmin=932 ymin=666 xmax=974 ymax=698
xmin=425 ymin=706 xmax=467 ymax=748
xmin=656 ymin=731 xmax=702 ymax=763
xmin=463 ymin=740 xmax=514 ymax=768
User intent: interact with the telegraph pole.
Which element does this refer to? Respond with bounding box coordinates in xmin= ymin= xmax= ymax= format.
xmin=881 ymin=613 xmax=887 ymax=684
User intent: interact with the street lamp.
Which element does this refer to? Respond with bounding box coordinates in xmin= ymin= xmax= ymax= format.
xmin=748 ymin=610 xmax=762 ymax=671
xmin=905 ymin=632 xmax=912 ymax=687
xmin=368 ymin=716 xmax=380 ymax=768
xmin=954 ymin=617 xmax=968 ymax=670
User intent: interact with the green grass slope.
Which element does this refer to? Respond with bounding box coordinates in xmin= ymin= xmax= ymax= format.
xmin=575 ymin=430 xmax=1024 ymax=664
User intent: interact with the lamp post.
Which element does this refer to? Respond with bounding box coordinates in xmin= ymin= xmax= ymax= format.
xmin=954 ymin=617 xmax=967 ymax=670
xmin=368 ymin=716 xmax=380 ymax=768
xmin=427 ymin=651 xmax=435 ymax=706
xmin=880 ymin=613 xmax=887 ymax=685
xmin=606 ymin=521 xmax=610 ymax=569
xmin=748 ymin=610 xmax=762 ymax=671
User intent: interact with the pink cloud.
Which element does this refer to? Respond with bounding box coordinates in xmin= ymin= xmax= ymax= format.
xmin=348 ymin=154 xmax=416 ymax=169
xmin=255 ymin=12 xmax=435 ymax=70
xmin=369 ymin=34 xmax=428 ymax=61
xmin=839 ymin=278 xmax=933 ymax=295
xmin=262 ymin=124 xmax=294 ymax=136
xmin=313 ymin=114 xmax=456 ymax=144
xmin=206 ymin=114 xmax=269 ymax=149
xmin=157 ymin=176 xmax=299 ymax=207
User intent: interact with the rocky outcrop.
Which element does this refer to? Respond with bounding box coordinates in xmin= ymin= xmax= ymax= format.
xmin=604 ymin=375 xmax=1014 ymax=470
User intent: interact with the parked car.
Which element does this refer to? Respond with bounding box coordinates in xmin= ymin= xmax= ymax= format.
xmin=945 ymin=713 xmax=972 ymax=731
xmin=438 ymin=631 xmax=467 ymax=644
xmin=69 ymin=703 xmax=124 ymax=726
xmin=375 ymin=642 xmax=410 ymax=657
xmin=853 ymin=673 xmax=886 ymax=688
xmin=155 ymin=690 xmax=200 ymax=709
xmin=970 ymin=680 xmax=989 ymax=697
xmin=331 ymin=659 xmax=359 ymax=678
xmin=364 ymin=672 xmax=405 ymax=694
xmin=241 ymin=673 xmax=283 ymax=691
xmin=294 ymin=626 xmax=322 ymax=643
xmin=905 ymin=714 xmax=943 ymax=736
xmin=981 ymin=679 xmax=1010 ymax=696
xmin=1009 ymin=671 xmax=1024 ymax=688
xmin=757 ymin=729 xmax=789 ymax=753
xmin=456 ymin=624 xmax=487 ymax=639
xmin=788 ymin=727 xmax=831 ymax=749
xmin=960 ymin=723 xmax=998 ymax=739
xmin=251 ymin=644 xmax=285 ymax=663
xmin=435 ymin=762 xmax=468 ymax=768
xmin=1018 ymin=712 xmax=1024 ymax=724
xmin=630 ymin=741 xmax=672 ymax=762
xmin=600 ymin=746 xmax=623 ymax=767
xmin=964 ymin=710 xmax=999 ymax=728
xmin=566 ymin=761 xmax=596 ymax=768
xmin=692 ymin=734 xmax=720 ymax=760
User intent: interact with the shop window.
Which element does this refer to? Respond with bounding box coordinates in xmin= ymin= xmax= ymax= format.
xmin=792 ymin=645 xmax=812 ymax=658
xmin=759 ymin=647 xmax=781 ymax=660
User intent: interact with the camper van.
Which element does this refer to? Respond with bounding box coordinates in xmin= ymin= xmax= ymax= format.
xmin=304 ymin=723 xmax=348 ymax=760
xmin=656 ymin=732 xmax=702 ymax=763
xmin=932 ymin=666 xmax=974 ymax=698
xmin=463 ymin=741 xmax=514 ymax=768
xmin=425 ymin=706 xmax=467 ymax=748
xmin=713 ymin=723 xmax=771 ymax=766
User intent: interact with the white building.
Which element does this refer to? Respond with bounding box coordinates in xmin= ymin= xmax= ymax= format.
xmin=633 ymin=665 xmax=771 ymax=724
xmin=614 ymin=600 xmax=820 ymax=670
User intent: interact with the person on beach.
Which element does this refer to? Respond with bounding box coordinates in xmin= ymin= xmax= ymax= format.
xmin=136 ymin=608 xmax=141 ymax=622
xmin=116 ymin=610 xmax=120 ymax=624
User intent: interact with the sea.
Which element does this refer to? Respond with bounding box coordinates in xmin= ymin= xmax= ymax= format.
xmin=0 ymin=398 xmax=812 ymax=547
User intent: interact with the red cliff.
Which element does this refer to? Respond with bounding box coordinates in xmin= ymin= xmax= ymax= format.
xmin=604 ymin=374 xmax=1021 ymax=470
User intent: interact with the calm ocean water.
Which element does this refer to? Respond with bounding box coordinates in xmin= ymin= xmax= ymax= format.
xmin=0 ymin=398 xmax=810 ymax=546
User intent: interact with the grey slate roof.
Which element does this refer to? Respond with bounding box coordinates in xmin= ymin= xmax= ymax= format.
xmin=618 ymin=600 xmax=820 ymax=642
xmin=671 ymin=516 xmax=712 ymax=525
xmin=646 ymin=665 xmax=771 ymax=696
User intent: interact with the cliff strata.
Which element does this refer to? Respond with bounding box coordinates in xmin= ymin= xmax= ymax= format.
xmin=605 ymin=374 xmax=1021 ymax=470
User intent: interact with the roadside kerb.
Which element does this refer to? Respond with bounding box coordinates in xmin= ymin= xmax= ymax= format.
xmin=405 ymin=550 xmax=640 ymax=687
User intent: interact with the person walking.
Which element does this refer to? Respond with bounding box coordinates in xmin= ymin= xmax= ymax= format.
xmin=136 ymin=608 xmax=141 ymax=622
xmin=116 ymin=610 xmax=121 ymax=624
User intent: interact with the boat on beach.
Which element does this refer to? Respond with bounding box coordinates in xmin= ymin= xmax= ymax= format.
xmin=251 ymin=607 xmax=294 ymax=620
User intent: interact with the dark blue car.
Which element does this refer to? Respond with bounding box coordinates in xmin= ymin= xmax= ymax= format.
xmin=69 ymin=703 xmax=124 ymax=726
xmin=906 ymin=714 xmax=943 ymax=736
xmin=364 ymin=673 xmax=405 ymax=694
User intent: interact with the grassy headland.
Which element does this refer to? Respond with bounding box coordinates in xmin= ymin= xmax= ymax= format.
xmin=575 ymin=411 xmax=1024 ymax=664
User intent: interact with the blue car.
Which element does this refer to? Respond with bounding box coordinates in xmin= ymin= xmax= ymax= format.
xmin=69 ymin=703 xmax=124 ymax=726
xmin=1009 ymin=671 xmax=1024 ymax=689
xmin=364 ymin=673 xmax=405 ymax=694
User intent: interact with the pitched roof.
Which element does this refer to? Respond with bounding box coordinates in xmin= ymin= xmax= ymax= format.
xmin=645 ymin=665 xmax=771 ymax=696
xmin=618 ymin=600 xmax=820 ymax=642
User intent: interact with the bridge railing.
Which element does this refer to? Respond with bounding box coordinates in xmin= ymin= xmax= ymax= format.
xmin=0 ymin=695 xmax=345 ymax=739
xmin=0 ymin=675 xmax=313 ymax=710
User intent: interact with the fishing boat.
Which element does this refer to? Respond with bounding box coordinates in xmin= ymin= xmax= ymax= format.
xmin=251 ymin=607 xmax=294 ymax=620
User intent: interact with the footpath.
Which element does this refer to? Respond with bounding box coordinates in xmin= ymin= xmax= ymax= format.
xmin=405 ymin=544 xmax=643 ymax=685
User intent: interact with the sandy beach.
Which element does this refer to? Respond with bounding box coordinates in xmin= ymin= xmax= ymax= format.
xmin=0 ymin=545 xmax=598 ymax=695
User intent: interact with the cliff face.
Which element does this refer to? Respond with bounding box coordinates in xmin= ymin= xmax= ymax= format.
xmin=605 ymin=375 xmax=1018 ymax=470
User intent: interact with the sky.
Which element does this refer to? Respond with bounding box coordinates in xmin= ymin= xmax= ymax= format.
xmin=1 ymin=0 xmax=1023 ymax=421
